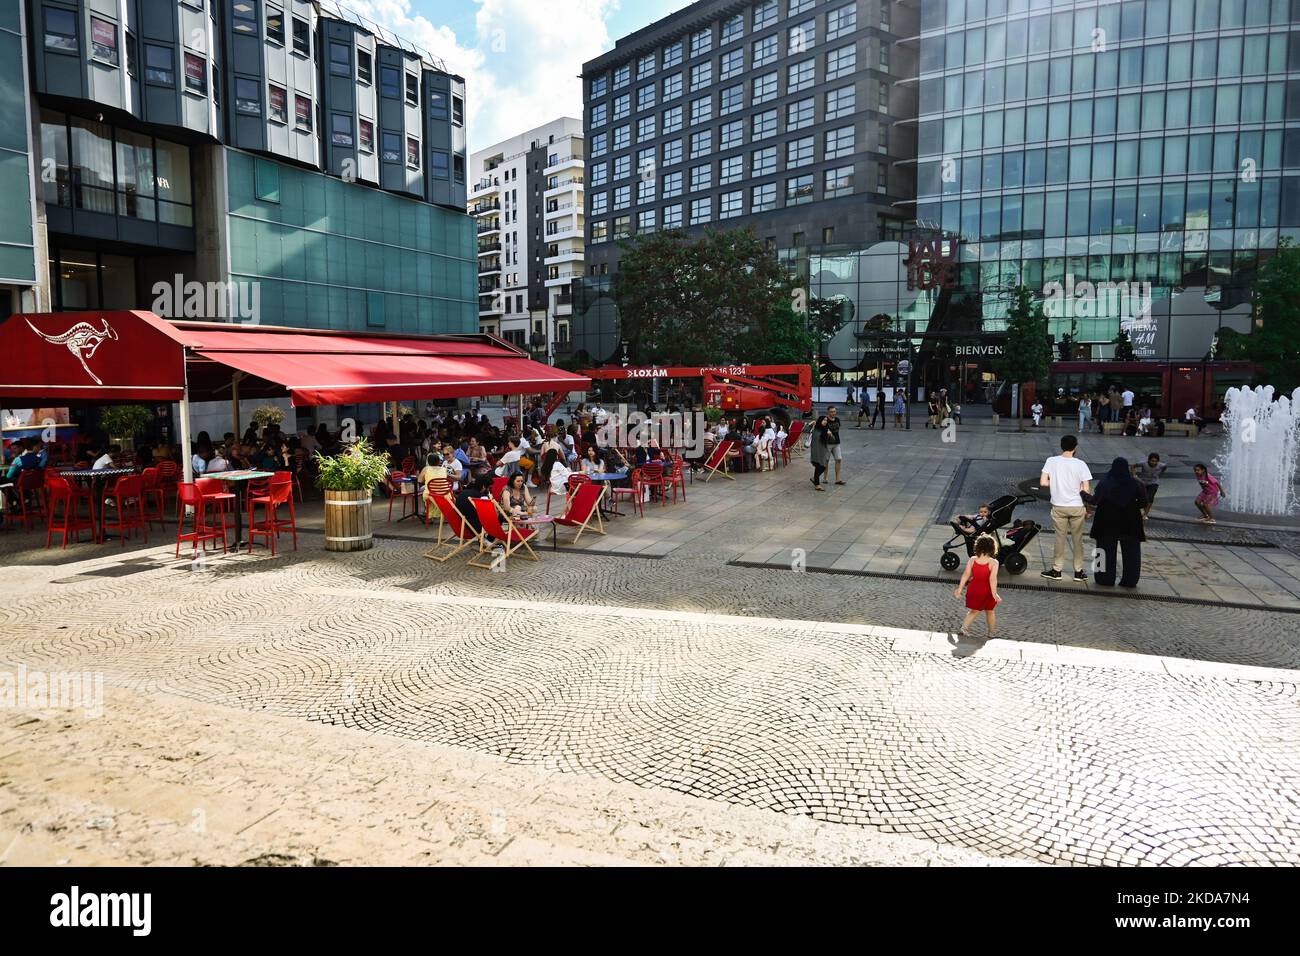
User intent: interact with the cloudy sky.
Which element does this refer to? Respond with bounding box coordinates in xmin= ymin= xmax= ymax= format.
xmin=338 ymin=0 xmax=691 ymax=153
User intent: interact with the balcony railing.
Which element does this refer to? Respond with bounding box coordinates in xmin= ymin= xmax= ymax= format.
xmin=477 ymin=240 xmax=501 ymax=253
xmin=546 ymin=176 xmax=584 ymax=190
xmin=474 ymin=200 xmax=501 ymax=213
xmin=478 ymin=261 xmax=501 ymax=274
xmin=477 ymin=221 xmax=501 ymax=233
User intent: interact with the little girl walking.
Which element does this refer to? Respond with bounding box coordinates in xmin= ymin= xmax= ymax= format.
xmin=1193 ymin=463 xmax=1225 ymax=523
xmin=954 ymin=534 xmax=1002 ymax=638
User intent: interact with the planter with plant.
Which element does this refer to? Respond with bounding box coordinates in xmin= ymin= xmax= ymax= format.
xmin=250 ymin=405 xmax=285 ymax=431
xmin=314 ymin=441 xmax=391 ymax=552
xmin=99 ymin=405 xmax=153 ymax=450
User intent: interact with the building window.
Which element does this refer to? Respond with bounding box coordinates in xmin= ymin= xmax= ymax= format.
xmin=751 ymin=181 xmax=776 ymax=212
xmin=662 ymin=139 xmax=682 ymax=165
xmin=787 ymin=97 xmax=815 ymax=131
xmin=690 ymin=28 xmax=712 ymax=57
xmin=381 ymin=132 xmax=400 ymax=162
xmin=329 ymin=41 xmax=351 ymax=78
xmin=690 ymin=196 xmax=711 ymax=224
xmin=126 ymin=30 xmax=137 ymax=75
xmin=637 ymin=116 xmax=656 ymax=140
xmin=591 ymin=192 xmax=608 ymax=215
xmin=380 ymin=66 xmax=399 ymax=98
xmin=144 ymin=45 xmax=175 ymax=86
xmin=359 ymin=118 xmax=374 ymax=151
xmin=825 ymin=125 xmax=855 ymax=160
xmin=720 ymin=84 xmax=744 ymax=116
xmin=690 ymin=61 xmax=712 ymax=91
xmin=44 ymin=7 xmax=78 ymax=52
xmin=591 ymin=102 xmax=607 ymax=127
xmin=591 ymin=161 xmax=607 ymax=186
xmin=690 ymin=130 xmax=711 ymax=158
xmin=453 ymin=96 xmax=464 ymax=126
xmin=265 ymin=5 xmax=284 ymax=45
xmin=292 ymin=16 xmax=309 ymax=56
xmin=751 ymin=145 xmax=775 ymax=175
xmin=613 ymin=214 xmax=631 ymax=239
xmin=183 ymin=53 xmax=206 ymax=93
xmin=591 ymin=75 xmax=607 ymax=98
xmin=637 ymin=209 xmax=657 ymax=233
xmin=638 ymin=178 xmax=656 ymax=203
xmin=613 ymin=125 xmax=630 ymax=150
xmin=662 ymin=170 xmax=683 ymax=198
xmin=690 ymin=163 xmax=712 ymax=192
xmin=788 ymin=59 xmax=815 ymax=93
xmin=786 ymin=135 xmax=814 ymax=168
xmin=431 ymin=149 xmax=450 ymax=179
xmin=827 ymin=3 xmax=856 ymax=41
xmin=826 ymin=84 xmax=855 ymax=120
xmin=751 ymin=109 xmax=776 ymax=140
xmin=637 ymin=84 xmax=656 ymax=111
xmin=590 ymin=221 xmax=607 ymax=243
xmin=89 ymin=16 xmax=118 ymax=65
xmin=234 ymin=77 xmax=261 ymax=114
xmin=663 ymin=105 xmax=683 ymax=133
xmin=614 ymin=184 xmax=630 ymax=209
xmin=663 ymin=73 xmax=682 ymax=101
xmin=720 ymin=120 xmax=744 ymax=150
xmin=788 ymin=20 xmax=815 ymax=55
xmin=722 ymin=14 xmax=744 ymax=45
xmin=406 ymin=136 xmax=420 ymax=168
xmin=690 ymin=96 xmax=712 ymax=125
xmin=232 ymin=0 xmax=257 ymax=35
xmin=720 ymin=154 xmax=743 ymax=184
xmin=824 ymin=164 xmax=853 ymax=198
xmin=753 ymin=34 xmax=776 ymax=68
xmin=662 ymin=203 xmax=682 ymax=228
xmin=638 ymin=52 xmax=656 ymax=77
xmin=357 ymin=49 xmax=372 ymax=84
xmin=613 ymin=94 xmax=630 ymax=120
xmin=826 ymin=44 xmax=855 ymax=81
xmin=295 ymin=93 xmax=312 ymax=130
xmin=789 ymin=0 xmax=815 ymax=15
xmin=591 ymin=132 xmax=607 ymax=157
xmin=786 ymin=173 xmax=813 ymax=205
xmin=663 ymin=41 xmax=683 ymax=69
xmin=405 ymin=72 xmax=418 ymax=106
xmin=268 ymin=83 xmax=287 ymax=122
xmin=754 ymin=0 xmax=777 ymax=32
xmin=721 ymin=48 xmax=744 ymax=81
xmin=429 ymin=89 xmax=447 ymax=120
xmin=720 ymin=190 xmax=743 ymax=219
xmin=753 ymin=72 xmax=778 ymax=104
xmin=330 ymin=113 xmax=353 ymax=147
xmin=611 ymin=154 xmax=628 ymax=180
xmin=614 ymin=64 xmax=630 ymax=89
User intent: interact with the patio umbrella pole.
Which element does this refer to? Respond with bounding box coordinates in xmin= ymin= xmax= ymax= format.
xmin=180 ymin=353 xmax=194 ymax=484
xmin=231 ymin=372 xmax=243 ymax=440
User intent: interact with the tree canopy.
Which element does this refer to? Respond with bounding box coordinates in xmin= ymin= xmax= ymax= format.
xmin=995 ymin=284 xmax=1052 ymax=430
xmin=1216 ymin=238 xmax=1300 ymax=391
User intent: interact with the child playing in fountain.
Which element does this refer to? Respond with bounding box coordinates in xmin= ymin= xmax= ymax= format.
xmin=1193 ymin=463 xmax=1225 ymax=524
xmin=954 ymin=534 xmax=1001 ymax=638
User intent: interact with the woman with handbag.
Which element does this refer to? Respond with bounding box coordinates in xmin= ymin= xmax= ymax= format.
xmin=809 ymin=415 xmax=830 ymax=491
xmin=1087 ymin=456 xmax=1147 ymax=588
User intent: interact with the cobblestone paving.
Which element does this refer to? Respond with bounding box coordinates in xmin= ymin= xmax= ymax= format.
xmin=1 ymin=544 xmax=1298 ymax=866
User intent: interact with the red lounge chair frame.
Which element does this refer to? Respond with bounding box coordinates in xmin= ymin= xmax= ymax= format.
xmin=424 ymin=494 xmax=481 ymax=562
xmin=700 ymin=439 xmax=736 ymax=481
xmin=468 ymin=497 xmax=539 ymax=568
xmin=554 ymin=482 xmax=607 ymax=543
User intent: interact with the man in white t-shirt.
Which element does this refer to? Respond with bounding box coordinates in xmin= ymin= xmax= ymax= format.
xmin=1121 ymin=388 xmax=1135 ymax=410
xmin=1040 ymin=434 xmax=1093 ymax=581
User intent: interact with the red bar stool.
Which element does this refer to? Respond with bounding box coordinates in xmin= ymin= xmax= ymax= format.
xmin=175 ymin=482 xmax=227 ymax=557
xmin=140 ymin=466 xmax=168 ymax=530
xmin=101 ymin=475 xmax=148 ymax=547
xmin=13 ymin=469 xmax=48 ymax=530
xmin=45 ymin=474 xmax=97 ymax=548
xmin=247 ymin=476 xmax=296 ymax=555
xmin=386 ymin=470 xmax=416 ymax=522
xmin=195 ymin=476 xmax=236 ymax=542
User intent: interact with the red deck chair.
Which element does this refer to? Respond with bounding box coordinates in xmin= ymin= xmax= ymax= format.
xmin=639 ymin=462 xmax=668 ymax=507
xmin=608 ymin=468 xmax=643 ymax=517
xmin=175 ymin=482 xmax=227 ymax=557
xmin=782 ymin=421 xmax=805 ymax=466
xmin=423 ymin=475 xmax=453 ymax=528
xmin=700 ymin=439 xmax=736 ymax=482
xmin=45 ymin=474 xmax=97 ymax=548
xmin=424 ymin=494 xmax=480 ymax=562
xmin=468 ymin=497 xmax=539 ymax=568
xmin=554 ymin=482 xmax=606 ymax=543
xmin=248 ymin=475 xmax=297 ymax=555
xmin=490 ymin=474 xmax=509 ymax=501
xmin=102 ymin=475 xmax=148 ymax=547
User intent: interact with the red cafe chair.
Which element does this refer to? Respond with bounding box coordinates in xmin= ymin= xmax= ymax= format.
xmin=13 ymin=469 xmax=48 ymax=530
xmin=639 ymin=462 xmax=668 ymax=508
xmin=140 ymin=466 xmax=168 ymax=530
xmin=101 ymin=475 xmax=148 ymax=547
xmin=175 ymin=482 xmax=227 ymax=557
xmin=608 ymin=467 xmax=643 ymax=517
xmin=195 ymin=476 xmax=236 ymax=542
xmin=45 ymin=474 xmax=97 ymax=548
xmin=386 ymin=470 xmax=416 ymax=522
xmin=247 ymin=476 xmax=297 ymax=555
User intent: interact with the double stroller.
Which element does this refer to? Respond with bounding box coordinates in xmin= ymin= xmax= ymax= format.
xmin=939 ymin=493 xmax=1040 ymax=575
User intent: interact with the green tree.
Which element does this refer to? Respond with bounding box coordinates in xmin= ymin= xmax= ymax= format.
xmin=995 ymin=285 xmax=1052 ymax=432
xmin=1216 ymin=238 xmax=1300 ymax=391
xmin=740 ymin=295 xmax=819 ymax=365
xmin=1112 ymin=329 xmax=1136 ymax=361
xmin=614 ymin=227 xmax=792 ymax=365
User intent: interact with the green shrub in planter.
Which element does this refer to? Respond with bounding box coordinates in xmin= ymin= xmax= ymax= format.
xmin=100 ymin=405 xmax=153 ymax=444
xmin=314 ymin=440 xmax=392 ymax=492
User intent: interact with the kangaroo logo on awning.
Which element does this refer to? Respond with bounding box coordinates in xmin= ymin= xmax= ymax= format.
xmin=26 ymin=317 xmax=119 ymax=385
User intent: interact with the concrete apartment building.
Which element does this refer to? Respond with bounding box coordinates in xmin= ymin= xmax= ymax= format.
xmin=470 ymin=116 xmax=584 ymax=362
xmin=2 ymin=0 xmax=475 ymax=336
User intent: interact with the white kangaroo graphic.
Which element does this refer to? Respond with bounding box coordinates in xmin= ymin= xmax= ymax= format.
xmin=27 ymin=317 xmax=119 ymax=385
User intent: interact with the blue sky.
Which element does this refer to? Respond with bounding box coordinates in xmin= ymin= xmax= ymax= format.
xmin=340 ymin=1 xmax=691 ymax=152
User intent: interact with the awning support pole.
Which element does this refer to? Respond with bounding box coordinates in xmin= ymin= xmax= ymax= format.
xmin=391 ymin=402 xmax=400 ymax=444
xmin=231 ymin=371 xmax=244 ymax=441
xmin=179 ymin=391 xmax=193 ymax=484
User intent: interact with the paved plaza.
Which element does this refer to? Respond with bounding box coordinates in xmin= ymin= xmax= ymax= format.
xmin=1 ymin=422 xmax=1298 ymax=866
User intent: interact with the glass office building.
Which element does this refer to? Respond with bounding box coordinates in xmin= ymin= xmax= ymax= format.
xmin=910 ymin=0 xmax=1297 ymax=368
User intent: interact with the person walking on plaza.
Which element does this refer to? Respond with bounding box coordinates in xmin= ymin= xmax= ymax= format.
xmin=856 ymin=388 xmax=871 ymax=428
xmin=954 ymin=534 xmax=1001 ymax=638
xmin=1132 ymin=452 xmax=1166 ymax=520
xmin=1040 ymin=434 xmax=1093 ymax=582
xmin=825 ymin=406 xmax=845 ymax=484
xmin=1078 ymin=394 xmax=1091 ymax=432
xmin=1087 ymin=457 xmax=1147 ymax=589
xmin=809 ymin=414 xmax=830 ymax=491
xmin=893 ymin=390 xmax=906 ymax=428
xmin=1031 ymin=400 xmax=1044 ymax=427
xmin=1193 ymin=463 xmax=1225 ymax=523
xmin=872 ymin=387 xmax=887 ymax=428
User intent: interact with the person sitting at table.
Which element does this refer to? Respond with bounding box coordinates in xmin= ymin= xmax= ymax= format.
xmin=541 ymin=449 xmax=571 ymax=512
xmin=455 ymin=474 xmax=496 ymax=542
xmin=467 ymin=438 xmax=488 ymax=465
xmin=495 ymin=438 xmax=525 ymax=477
xmin=500 ymin=473 xmax=535 ymax=522
xmin=191 ymin=446 xmax=210 ymax=476
xmin=579 ymin=445 xmax=603 ymax=476
xmin=416 ymin=453 xmax=447 ymax=516
xmin=4 ymin=438 xmax=42 ymax=482
xmin=207 ymin=445 xmax=229 ymax=473
xmin=601 ymin=445 xmax=628 ymax=473
xmin=440 ymin=444 xmax=464 ymax=486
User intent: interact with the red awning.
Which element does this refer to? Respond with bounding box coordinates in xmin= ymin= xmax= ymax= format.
xmin=0 ymin=311 xmax=589 ymax=406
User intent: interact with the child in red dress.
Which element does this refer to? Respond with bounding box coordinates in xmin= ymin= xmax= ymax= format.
xmin=954 ymin=534 xmax=1002 ymax=637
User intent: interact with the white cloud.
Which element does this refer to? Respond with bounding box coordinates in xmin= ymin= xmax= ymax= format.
xmin=337 ymin=0 xmax=619 ymax=153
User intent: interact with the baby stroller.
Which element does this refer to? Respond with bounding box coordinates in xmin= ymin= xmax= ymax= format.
xmin=939 ymin=493 xmax=1040 ymax=575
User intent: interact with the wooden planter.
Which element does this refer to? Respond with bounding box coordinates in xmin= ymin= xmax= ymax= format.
xmin=323 ymin=489 xmax=373 ymax=551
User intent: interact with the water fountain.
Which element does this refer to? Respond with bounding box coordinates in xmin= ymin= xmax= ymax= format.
xmin=1213 ymin=385 xmax=1300 ymax=516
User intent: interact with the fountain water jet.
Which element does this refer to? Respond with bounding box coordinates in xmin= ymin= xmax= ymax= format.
xmin=1212 ymin=385 xmax=1300 ymax=516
